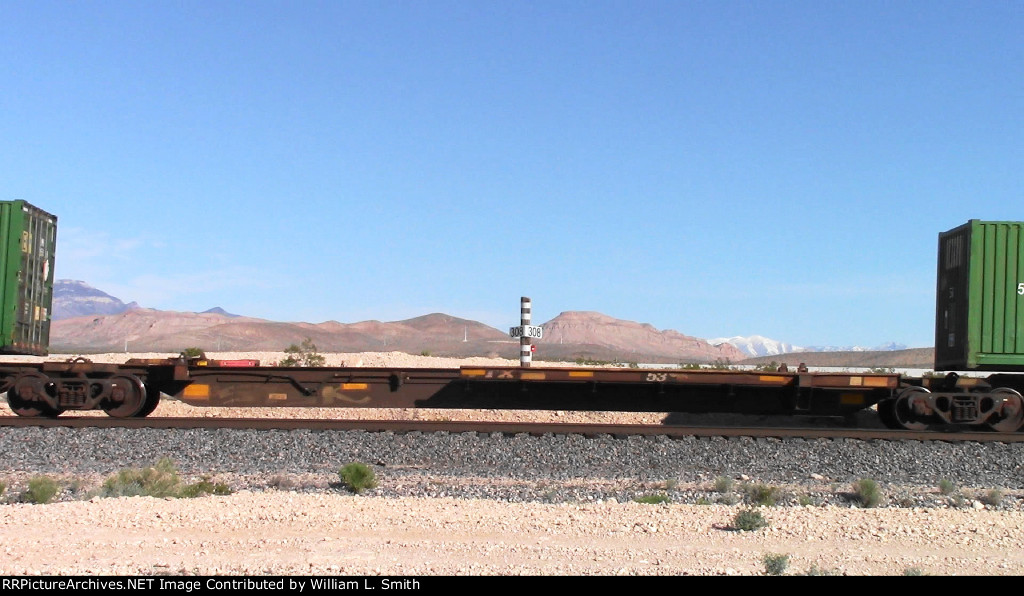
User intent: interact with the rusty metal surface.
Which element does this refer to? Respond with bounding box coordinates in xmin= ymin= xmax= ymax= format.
xmin=168 ymin=365 xmax=897 ymax=420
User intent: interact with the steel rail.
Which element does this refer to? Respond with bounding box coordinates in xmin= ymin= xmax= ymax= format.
xmin=0 ymin=416 xmax=1020 ymax=442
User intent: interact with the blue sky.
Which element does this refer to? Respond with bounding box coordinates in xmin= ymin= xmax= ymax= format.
xmin=2 ymin=1 xmax=1020 ymax=348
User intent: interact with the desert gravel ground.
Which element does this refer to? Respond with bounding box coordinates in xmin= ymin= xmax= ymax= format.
xmin=1 ymin=352 xmax=1023 ymax=576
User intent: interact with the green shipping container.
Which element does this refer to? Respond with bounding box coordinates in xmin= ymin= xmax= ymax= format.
xmin=0 ymin=200 xmax=57 ymax=356
xmin=935 ymin=220 xmax=1024 ymax=371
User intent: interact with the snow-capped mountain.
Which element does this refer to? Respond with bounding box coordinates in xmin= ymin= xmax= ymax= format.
xmin=713 ymin=335 xmax=908 ymax=358
xmin=710 ymin=335 xmax=806 ymax=358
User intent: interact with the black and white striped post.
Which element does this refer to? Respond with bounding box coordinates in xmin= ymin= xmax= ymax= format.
xmin=509 ymin=296 xmax=542 ymax=368
xmin=519 ymin=296 xmax=532 ymax=367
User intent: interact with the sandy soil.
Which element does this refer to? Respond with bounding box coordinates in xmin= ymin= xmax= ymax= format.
xmin=0 ymin=493 xmax=1022 ymax=576
xmin=1 ymin=352 xmax=1021 ymax=576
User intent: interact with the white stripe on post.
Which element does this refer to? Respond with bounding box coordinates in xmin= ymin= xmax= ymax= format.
xmin=521 ymin=296 xmax=531 ymax=368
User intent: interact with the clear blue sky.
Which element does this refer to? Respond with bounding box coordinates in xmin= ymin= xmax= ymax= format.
xmin=2 ymin=1 xmax=1020 ymax=348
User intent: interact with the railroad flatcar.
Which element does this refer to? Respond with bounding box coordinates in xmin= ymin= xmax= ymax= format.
xmin=0 ymin=203 xmax=1022 ymax=432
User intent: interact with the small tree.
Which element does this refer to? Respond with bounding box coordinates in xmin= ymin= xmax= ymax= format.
xmin=281 ymin=338 xmax=326 ymax=367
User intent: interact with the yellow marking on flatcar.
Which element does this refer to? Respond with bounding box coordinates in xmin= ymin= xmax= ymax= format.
xmin=461 ymin=369 xmax=487 ymax=377
xmin=341 ymin=383 xmax=369 ymax=391
xmin=521 ymin=372 xmax=546 ymax=380
xmin=183 ymin=384 xmax=210 ymax=399
xmin=840 ymin=393 xmax=865 ymax=405
xmin=196 ymin=361 xmax=209 ymax=367
xmin=849 ymin=376 xmax=863 ymax=386
xmin=568 ymin=371 xmax=594 ymax=378
xmin=863 ymin=376 xmax=892 ymax=387
xmin=269 ymin=393 xmax=288 ymax=401
xmin=758 ymin=375 xmax=788 ymax=383
xmin=957 ymin=377 xmax=980 ymax=387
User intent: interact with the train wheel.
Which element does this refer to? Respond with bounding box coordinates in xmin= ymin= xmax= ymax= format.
xmin=889 ymin=387 xmax=930 ymax=431
xmin=6 ymin=373 xmax=61 ymax=418
xmin=987 ymin=388 xmax=1024 ymax=433
xmin=103 ymin=375 xmax=147 ymax=418
xmin=133 ymin=387 xmax=162 ymax=418
xmin=876 ymin=400 xmax=900 ymax=429
xmin=7 ymin=390 xmax=61 ymax=417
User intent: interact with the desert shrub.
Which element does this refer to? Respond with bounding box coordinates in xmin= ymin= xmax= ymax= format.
xmin=980 ymin=488 xmax=1004 ymax=507
xmin=633 ymin=494 xmax=670 ymax=505
xmin=178 ymin=477 xmax=231 ymax=498
xmin=23 ymin=476 xmax=59 ymax=504
xmin=713 ymin=476 xmax=734 ymax=493
xmin=101 ymin=458 xmax=229 ymax=499
xmin=281 ymin=338 xmax=325 ymax=367
xmin=804 ymin=564 xmax=841 ymax=576
xmin=0 ymin=480 xmax=5 ymax=498
xmin=743 ymin=483 xmax=781 ymax=506
xmin=853 ymin=478 xmax=882 ymax=508
xmin=938 ymin=478 xmax=957 ymax=496
xmin=763 ymin=552 xmax=790 ymax=576
xmin=718 ymin=493 xmax=739 ymax=505
xmin=732 ymin=508 xmax=768 ymax=531
xmin=339 ymin=463 xmax=378 ymax=494
xmin=903 ymin=567 xmax=926 ymax=576
xmin=181 ymin=347 xmax=206 ymax=359
xmin=102 ymin=458 xmax=182 ymax=498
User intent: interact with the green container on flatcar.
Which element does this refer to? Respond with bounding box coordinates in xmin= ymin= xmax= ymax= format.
xmin=935 ymin=220 xmax=1024 ymax=371
xmin=0 ymin=200 xmax=57 ymax=356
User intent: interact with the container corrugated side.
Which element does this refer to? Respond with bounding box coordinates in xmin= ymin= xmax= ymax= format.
xmin=935 ymin=220 xmax=1024 ymax=371
xmin=0 ymin=200 xmax=57 ymax=356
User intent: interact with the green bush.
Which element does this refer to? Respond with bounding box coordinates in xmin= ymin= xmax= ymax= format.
xmin=732 ymin=508 xmax=768 ymax=531
xmin=181 ymin=347 xmax=206 ymax=359
xmin=178 ymin=477 xmax=232 ymax=498
xmin=101 ymin=458 xmax=230 ymax=499
xmin=717 ymin=493 xmax=739 ymax=505
xmin=853 ymin=478 xmax=882 ymax=508
xmin=763 ymin=552 xmax=790 ymax=576
xmin=339 ymin=463 xmax=378 ymax=494
xmin=0 ymin=480 xmax=6 ymax=498
xmin=938 ymin=478 xmax=957 ymax=496
xmin=102 ymin=458 xmax=182 ymax=498
xmin=713 ymin=476 xmax=734 ymax=493
xmin=633 ymin=494 xmax=670 ymax=505
xmin=23 ymin=476 xmax=59 ymax=504
xmin=281 ymin=338 xmax=326 ymax=367
xmin=743 ymin=483 xmax=781 ymax=506
xmin=980 ymin=488 xmax=1004 ymax=507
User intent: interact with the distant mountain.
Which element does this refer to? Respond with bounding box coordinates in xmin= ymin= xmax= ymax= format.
xmin=539 ymin=311 xmax=746 ymax=363
xmin=713 ymin=335 xmax=908 ymax=357
xmin=48 ymin=280 xmax=915 ymax=364
xmin=53 ymin=280 xmax=139 ymax=320
xmin=804 ymin=342 xmax=909 ymax=353
xmin=202 ymin=307 xmax=240 ymax=317
xmin=709 ymin=335 xmax=806 ymax=358
xmin=50 ymin=308 xmax=514 ymax=356
xmin=742 ymin=348 xmax=934 ymax=369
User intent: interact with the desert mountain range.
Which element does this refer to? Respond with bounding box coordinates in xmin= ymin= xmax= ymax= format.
xmin=50 ymin=280 xmax=933 ymax=367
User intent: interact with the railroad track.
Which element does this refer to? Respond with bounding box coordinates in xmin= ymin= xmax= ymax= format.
xmin=1 ymin=416 xmax=1021 ymax=442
